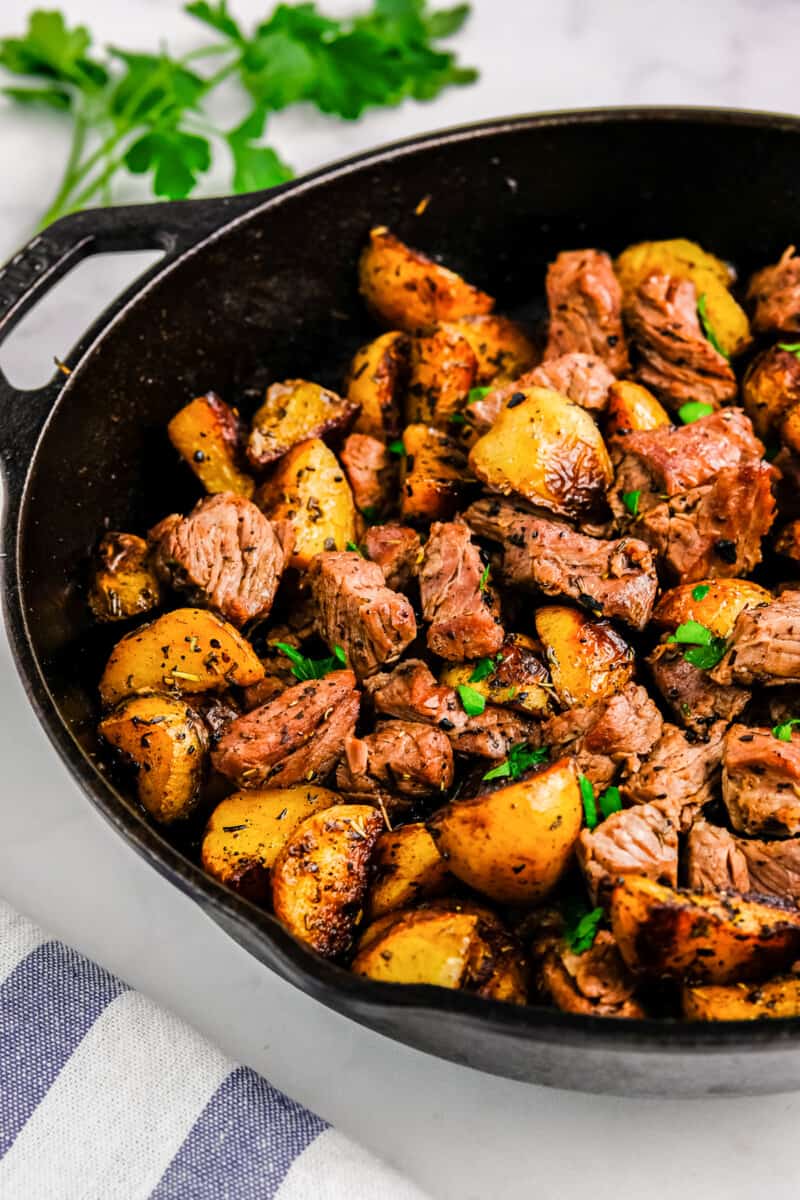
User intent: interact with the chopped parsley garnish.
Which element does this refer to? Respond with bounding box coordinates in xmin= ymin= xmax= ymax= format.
xmin=361 ymin=505 xmax=379 ymax=524
xmin=456 ymin=684 xmax=485 ymax=717
xmin=482 ymin=742 xmax=548 ymax=782
xmin=274 ymin=642 xmax=347 ymax=681
xmin=678 ymin=400 xmax=715 ymax=424
xmin=448 ymin=411 xmax=467 ymax=425
xmin=697 ymin=293 xmax=729 ymax=359
xmin=469 ymin=653 xmax=502 ymax=683
xmin=667 ymin=620 xmax=727 ymax=670
xmin=467 ymin=385 xmax=491 ymax=405
xmin=478 ymin=563 xmax=490 ymax=592
xmin=691 ymin=584 xmax=710 ymax=601
xmin=345 ymin=541 xmax=363 ymax=556
xmin=579 ymin=774 xmax=598 ymax=829
xmin=622 ymin=489 xmax=641 ymax=518
xmin=564 ymin=904 xmax=605 ymax=954
xmin=598 ymin=785 xmax=622 ymax=819
xmin=772 ymin=719 xmax=800 ymax=742
xmin=388 ymin=439 xmax=406 ymax=456
xmin=778 ymin=342 xmax=800 ymax=360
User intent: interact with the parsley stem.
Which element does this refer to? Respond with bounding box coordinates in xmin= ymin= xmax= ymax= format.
xmin=40 ymin=103 xmax=89 ymax=228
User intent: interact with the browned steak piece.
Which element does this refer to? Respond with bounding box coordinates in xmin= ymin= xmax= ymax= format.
xmin=747 ymin=246 xmax=800 ymax=335
xmin=536 ymin=930 xmax=643 ymax=1018
xmin=464 ymin=498 xmax=657 ymax=630
xmin=362 ymin=523 xmax=421 ymax=592
xmin=211 ymin=670 xmax=359 ymax=787
xmin=687 ymin=819 xmax=800 ymax=903
xmin=544 ymin=249 xmax=629 ymax=375
xmin=712 ymin=594 xmax=800 ymax=687
xmin=448 ymin=705 xmax=536 ymax=760
xmin=468 ymin=353 xmax=615 ymax=433
xmin=578 ymin=803 xmax=679 ymax=903
xmin=339 ymin=433 xmax=392 ymax=515
xmin=647 ymin=640 xmax=749 ymax=732
xmin=542 ymin=682 xmax=663 ymax=790
xmin=308 ymin=551 xmax=417 ymax=679
xmin=621 ymin=721 xmax=726 ymax=830
xmin=624 ymin=272 xmax=737 ymax=410
xmin=336 ymin=720 xmax=454 ymax=810
xmin=419 ymin=520 xmax=504 ymax=660
xmin=149 ymin=493 xmax=292 ymax=627
xmin=722 ymin=724 xmax=800 ymax=837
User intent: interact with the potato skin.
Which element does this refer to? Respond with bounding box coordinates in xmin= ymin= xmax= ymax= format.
xmin=399 ymin=423 xmax=471 ymax=523
xmin=367 ymin=823 xmax=451 ymax=920
xmin=611 ymin=875 xmax=800 ymax=984
xmin=358 ymin=226 xmax=494 ymax=332
xmin=167 ymin=392 xmax=254 ymax=498
xmin=424 ymin=897 xmax=529 ymax=1004
xmin=428 ymin=758 xmax=583 ymax=904
xmin=271 ymin=804 xmax=383 ymax=957
xmin=88 ymin=532 xmax=161 ymax=623
xmin=256 ymin=438 xmax=357 ymax=568
xmin=440 ymin=632 xmax=554 ymax=717
xmin=201 ymin=785 xmax=339 ymax=904
xmin=534 ymin=605 xmax=633 ymax=708
xmin=683 ymin=976 xmax=800 ymax=1021
xmin=99 ymin=607 xmax=264 ymax=707
xmin=440 ymin=314 xmax=536 ymax=384
xmin=651 ymin=578 xmax=772 ymax=638
xmin=346 ymin=331 xmax=409 ymax=439
xmin=405 ymin=327 xmax=477 ymax=426
xmin=352 ymin=909 xmax=479 ymax=987
xmin=741 ymin=345 xmax=800 ymax=440
xmin=468 ymin=387 xmax=613 ymax=518
xmin=99 ymin=693 xmax=207 ymax=823
xmin=604 ymin=380 xmax=671 ymax=438
xmin=248 ymin=379 xmax=358 ymax=468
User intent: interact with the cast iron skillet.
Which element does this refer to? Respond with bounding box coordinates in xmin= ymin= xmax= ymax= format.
xmin=3 ymin=108 xmax=800 ymax=1097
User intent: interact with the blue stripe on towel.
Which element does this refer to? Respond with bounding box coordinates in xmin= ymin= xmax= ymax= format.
xmin=0 ymin=941 xmax=127 ymax=1156
xmin=151 ymin=1064 xmax=327 ymax=1200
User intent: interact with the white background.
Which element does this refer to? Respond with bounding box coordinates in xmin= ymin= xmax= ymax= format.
xmin=2 ymin=1 xmax=800 ymax=1196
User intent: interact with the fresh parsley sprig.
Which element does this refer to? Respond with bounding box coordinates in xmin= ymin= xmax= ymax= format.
xmin=772 ymin=718 xmax=800 ymax=742
xmin=469 ymin=652 xmax=503 ymax=683
xmin=667 ymin=619 xmax=727 ymax=670
xmin=678 ymin=400 xmax=715 ymax=425
xmin=482 ymin=742 xmax=548 ymax=782
xmin=697 ymin=293 xmax=729 ymax=360
xmin=274 ymin=640 xmax=347 ymax=680
xmin=579 ymin=775 xmax=622 ymax=830
xmin=456 ymin=683 xmax=485 ymax=716
xmin=561 ymin=896 xmax=605 ymax=954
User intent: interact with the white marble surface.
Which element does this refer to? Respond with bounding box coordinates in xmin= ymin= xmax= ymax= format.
xmin=2 ymin=1 xmax=800 ymax=1196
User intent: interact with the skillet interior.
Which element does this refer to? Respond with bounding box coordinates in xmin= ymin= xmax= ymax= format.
xmin=11 ymin=109 xmax=800 ymax=1095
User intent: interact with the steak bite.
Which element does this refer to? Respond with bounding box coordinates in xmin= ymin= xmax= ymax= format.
xmin=211 ymin=670 xmax=359 ymax=787
xmin=535 ymin=928 xmax=643 ymax=1018
xmin=688 ymin=819 xmax=800 ymax=903
xmin=722 ymin=724 xmax=800 ymax=837
xmin=621 ymin=721 xmax=726 ymax=831
xmin=647 ymin=640 xmax=749 ymax=732
xmin=419 ymin=520 xmax=504 ymax=660
xmin=712 ymin=594 xmax=800 ymax=687
xmin=362 ymin=522 xmax=422 ymax=592
xmin=542 ymin=682 xmax=663 ymax=790
xmin=747 ymin=246 xmax=800 ymax=335
xmin=308 ymin=551 xmax=417 ymax=679
xmin=528 ymin=352 xmax=616 ymax=413
xmin=624 ymin=272 xmax=737 ymax=410
xmin=149 ymin=493 xmax=292 ymax=627
xmin=339 ymin=433 xmax=393 ymax=516
xmin=544 ymin=249 xmax=629 ymax=375
xmin=578 ymin=803 xmax=679 ymax=904
xmin=335 ymin=720 xmax=454 ymax=811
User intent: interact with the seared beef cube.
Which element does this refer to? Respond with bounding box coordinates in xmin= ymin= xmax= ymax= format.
xmin=448 ymin=705 xmax=536 ymax=760
xmin=578 ymin=803 xmax=679 ymax=903
xmin=722 ymin=724 xmax=800 ymax=837
xmin=150 ymin=493 xmax=292 ymax=627
xmin=544 ymin=249 xmax=629 ymax=375
xmin=712 ymin=594 xmax=800 ymax=687
xmin=535 ymin=929 xmax=643 ymax=1018
xmin=528 ymin=352 xmax=616 ymax=412
xmin=336 ymin=720 xmax=454 ymax=811
xmin=419 ymin=520 xmax=504 ymax=660
xmin=362 ymin=522 xmax=421 ymax=592
xmin=687 ymin=819 xmax=800 ymax=903
xmin=624 ymin=272 xmax=736 ymax=410
xmin=542 ymin=682 xmax=663 ymax=790
xmin=647 ymin=640 xmax=749 ymax=732
xmin=340 ymin=433 xmax=393 ymax=516
xmin=621 ymin=721 xmax=726 ymax=831
xmin=747 ymin=246 xmax=800 ymax=335
xmin=211 ymin=670 xmax=359 ymax=787
xmin=308 ymin=551 xmax=416 ymax=679
xmin=739 ymin=837 xmax=800 ymax=903
xmin=464 ymin=498 xmax=657 ymax=630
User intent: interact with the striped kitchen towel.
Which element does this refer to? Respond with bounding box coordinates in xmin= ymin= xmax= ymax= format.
xmin=0 ymin=899 xmax=429 ymax=1200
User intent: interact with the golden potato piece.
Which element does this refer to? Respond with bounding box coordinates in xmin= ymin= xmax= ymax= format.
xmin=440 ymin=632 xmax=554 ymax=717
xmin=88 ymin=532 xmax=161 ymax=623
xmin=610 ymin=875 xmax=800 ymax=984
xmin=346 ymin=330 xmax=409 ymax=439
xmin=167 ymin=392 xmax=254 ymax=498
xmin=604 ymin=380 xmax=671 ymax=438
xmin=405 ymin=327 xmax=477 ymax=426
xmin=358 ymin=226 xmax=494 ymax=333
xmin=741 ymin=345 xmax=800 ymax=440
xmin=353 ymin=909 xmax=479 ymax=987
xmin=683 ymin=976 xmax=800 ymax=1021
xmin=271 ymin=804 xmax=383 ymax=957
xmin=468 ymin=387 xmax=613 ymax=518
xmin=534 ymin=605 xmax=633 ymax=708
xmin=651 ymin=578 xmax=771 ymax=639
xmin=428 ymin=758 xmax=582 ymax=904
xmin=440 ymin=314 xmax=536 ymax=384
xmin=424 ymin=897 xmax=529 ymax=1004
xmin=99 ymin=693 xmax=207 ymax=823
xmin=201 ymin=785 xmax=339 ymax=904
xmin=367 ymin=823 xmax=451 ymax=920
xmin=247 ymin=379 xmax=358 ymax=468
xmin=781 ymin=404 xmax=800 ymax=457
xmin=615 ymin=237 xmax=751 ymax=357
xmin=399 ymin=423 xmax=471 ymax=523
xmin=99 ymin=607 xmax=264 ymax=707
xmin=256 ymin=438 xmax=357 ymax=568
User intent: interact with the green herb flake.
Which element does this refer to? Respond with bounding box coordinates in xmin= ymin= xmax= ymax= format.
xmin=565 ymin=905 xmax=604 ymax=955
xmin=691 ymin=584 xmax=710 ymax=601
xmin=697 ymin=293 xmax=729 ymax=359
xmin=678 ymin=400 xmax=715 ymax=425
xmin=772 ymin=718 xmax=800 ymax=742
xmin=469 ymin=653 xmax=502 ymax=683
xmin=345 ymin=540 xmax=363 ymax=556
xmin=448 ymin=411 xmax=467 ymax=425
xmin=467 ymin=385 xmax=491 ymax=405
xmin=598 ymin=785 xmax=622 ymax=819
xmin=622 ymin=489 xmax=641 ymax=518
xmin=667 ymin=619 xmax=727 ymax=670
xmin=478 ymin=563 xmax=490 ymax=592
xmin=275 ymin=640 xmax=346 ymax=681
xmin=778 ymin=342 xmax=800 ymax=360
xmin=457 ymin=684 xmax=486 ymax=717
xmin=388 ymin=439 xmax=406 ymax=456
xmin=482 ymin=742 xmax=548 ymax=782
xmin=579 ymin=774 xmax=598 ymax=829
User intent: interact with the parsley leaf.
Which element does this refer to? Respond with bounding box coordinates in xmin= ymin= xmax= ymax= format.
xmin=345 ymin=540 xmax=363 ymax=555
xmin=678 ymin=400 xmax=715 ymax=424
xmin=564 ymin=905 xmax=604 ymax=954
xmin=622 ymin=489 xmax=640 ymax=518
xmin=124 ymin=126 xmax=211 ymax=199
xmin=457 ymin=684 xmax=485 ymax=716
xmin=469 ymin=653 xmax=502 ymax=683
xmin=669 ymin=620 xmax=715 ymax=646
xmin=467 ymin=385 xmax=491 ymax=405
xmin=274 ymin=640 xmax=347 ymax=680
xmin=668 ymin=620 xmax=727 ymax=670
xmin=778 ymin=343 xmax=800 ymax=361
xmin=579 ymin=774 xmax=598 ymax=829
xmin=226 ymin=104 xmax=293 ymax=191
xmin=448 ymin=411 xmax=467 ymax=425
xmin=692 ymin=584 xmax=710 ymax=601
xmin=0 ymin=10 xmax=107 ymax=91
xmin=482 ymin=742 xmax=548 ymax=782
xmin=697 ymin=293 xmax=729 ymax=359
xmin=478 ymin=563 xmax=490 ymax=592
xmin=388 ymin=439 xmax=406 ymax=456
xmin=185 ymin=1 xmax=244 ymax=42
xmin=598 ymin=784 xmax=622 ymax=819
xmin=772 ymin=718 xmax=800 ymax=742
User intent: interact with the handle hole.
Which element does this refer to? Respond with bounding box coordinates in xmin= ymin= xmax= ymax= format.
xmin=0 ymin=249 xmax=163 ymax=390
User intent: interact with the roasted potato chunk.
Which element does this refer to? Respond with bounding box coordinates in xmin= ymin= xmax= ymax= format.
xmin=428 ymin=758 xmax=582 ymax=904
xmin=604 ymin=380 xmax=671 ymax=438
xmin=353 ymin=909 xmax=480 ymax=987
xmin=683 ymin=976 xmax=800 ymax=1021
xmin=440 ymin=632 xmax=554 ymax=717
xmin=534 ymin=605 xmax=634 ymax=708
xmin=651 ymin=578 xmax=771 ymax=638
xmin=424 ymin=897 xmax=529 ymax=1004
xmin=99 ymin=607 xmax=264 ymax=707
xmin=468 ymin=387 xmax=613 ymax=518
xmin=167 ymin=392 xmax=254 ymax=498
xmin=440 ymin=314 xmax=536 ymax=384
xmin=201 ymin=785 xmax=339 ymax=904
xmin=399 ymin=423 xmax=471 ymax=523
xmin=247 ymin=379 xmax=358 ymax=468
xmin=367 ymin=823 xmax=451 ymax=920
xmin=405 ymin=327 xmax=477 ymax=426
xmin=346 ymin=330 xmax=409 ymax=439
xmin=741 ymin=345 xmax=800 ymax=440
xmin=614 ymin=237 xmax=751 ymax=357
xmin=611 ymin=875 xmax=800 ymax=984
xmin=88 ymin=532 xmax=161 ymax=623
xmin=358 ymin=226 xmax=494 ymax=333
xmin=99 ymin=693 xmax=207 ymax=823
xmin=271 ymin=803 xmax=383 ymax=957
xmin=256 ymin=438 xmax=357 ymax=568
